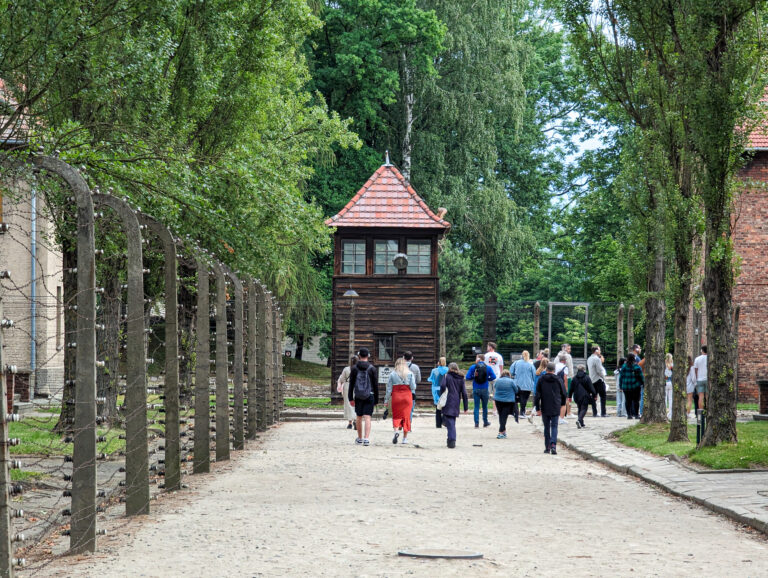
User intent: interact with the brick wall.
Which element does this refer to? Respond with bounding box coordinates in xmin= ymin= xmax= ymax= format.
xmin=733 ymin=151 xmax=768 ymax=402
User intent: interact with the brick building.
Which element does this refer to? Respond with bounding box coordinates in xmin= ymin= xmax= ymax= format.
xmin=732 ymin=126 xmax=768 ymax=402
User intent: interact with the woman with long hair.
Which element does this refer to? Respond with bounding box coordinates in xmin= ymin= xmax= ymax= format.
xmin=384 ymin=357 xmax=417 ymax=444
xmin=336 ymin=355 xmax=358 ymax=429
xmin=619 ymin=353 xmax=644 ymax=419
xmin=440 ymin=362 xmax=469 ymax=448
xmin=528 ymin=357 xmax=549 ymax=423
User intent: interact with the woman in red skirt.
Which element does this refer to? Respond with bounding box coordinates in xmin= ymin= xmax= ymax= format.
xmin=384 ymin=357 xmax=417 ymax=444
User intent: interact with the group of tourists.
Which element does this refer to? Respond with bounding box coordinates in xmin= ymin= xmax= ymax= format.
xmin=335 ymin=340 xmax=710 ymax=453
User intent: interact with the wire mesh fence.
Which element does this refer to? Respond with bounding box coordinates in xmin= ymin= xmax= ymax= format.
xmin=0 ymin=156 xmax=285 ymax=574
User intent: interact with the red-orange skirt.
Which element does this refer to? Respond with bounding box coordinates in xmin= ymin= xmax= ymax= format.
xmin=391 ymin=384 xmax=413 ymax=433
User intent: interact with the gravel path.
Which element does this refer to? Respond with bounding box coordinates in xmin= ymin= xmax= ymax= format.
xmin=32 ymin=415 xmax=768 ymax=577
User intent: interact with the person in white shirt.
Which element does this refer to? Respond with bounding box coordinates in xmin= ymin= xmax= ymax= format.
xmin=485 ymin=342 xmax=504 ymax=416
xmin=555 ymin=352 xmax=570 ymax=423
xmin=587 ymin=345 xmax=608 ymax=417
xmin=685 ymin=355 xmax=697 ymax=418
xmin=693 ymin=345 xmax=708 ymax=410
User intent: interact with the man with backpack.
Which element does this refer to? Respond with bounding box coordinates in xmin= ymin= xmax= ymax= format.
xmin=347 ymin=347 xmax=379 ymax=446
xmin=466 ymin=354 xmax=497 ymax=428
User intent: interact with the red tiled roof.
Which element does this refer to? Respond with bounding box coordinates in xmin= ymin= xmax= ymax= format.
xmin=325 ymin=163 xmax=450 ymax=229
xmin=746 ymin=91 xmax=768 ymax=149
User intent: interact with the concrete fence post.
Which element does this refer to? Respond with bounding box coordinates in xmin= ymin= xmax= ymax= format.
xmin=137 ymin=214 xmax=181 ymax=491
xmin=617 ymin=303 xmax=625 ymax=363
xmin=224 ymin=268 xmax=244 ymax=450
xmin=246 ymin=278 xmax=258 ymax=439
xmin=627 ymin=305 xmax=635 ymax=353
xmin=93 ymin=194 xmax=149 ymax=516
xmin=32 ymin=156 xmax=98 ymax=554
xmin=212 ymin=262 xmax=230 ymax=462
xmin=256 ymin=283 xmax=269 ymax=431
xmin=193 ymin=256 xmax=211 ymax=474
xmin=533 ymin=301 xmax=541 ymax=356
xmin=0 ymin=294 xmax=14 ymax=577
xmin=264 ymin=291 xmax=274 ymax=427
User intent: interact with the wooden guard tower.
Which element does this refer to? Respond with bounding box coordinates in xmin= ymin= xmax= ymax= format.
xmin=326 ymin=157 xmax=450 ymax=402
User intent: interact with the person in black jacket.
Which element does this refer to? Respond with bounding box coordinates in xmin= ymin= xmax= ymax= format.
xmin=348 ymin=348 xmax=379 ymax=446
xmin=534 ymin=362 xmax=567 ymax=455
xmin=570 ymin=365 xmax=596 ymax=429
xmin=439 ymin=363 xmax=469 ymax=448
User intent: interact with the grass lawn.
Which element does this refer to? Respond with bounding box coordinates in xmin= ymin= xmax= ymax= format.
xmin=11 ymin=470 xmax=47 ymax=482
xmin=9 ymin=415 xmax=126 ymax=456
xmin=283 ymin=356 xmax=331 ymax=385
xmin=617 ymin=421 xmax=768 ymax=470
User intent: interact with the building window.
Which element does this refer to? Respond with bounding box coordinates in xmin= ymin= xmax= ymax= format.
xmin=341 ymin=240 xmax=365 ymax=274
xmin=374 ymin=239 xmax=398 ymax=274
xmin=374 ymin=333 xmax=395 ymax=362
xmin=407 ymin=239 xmax=431 ymax=274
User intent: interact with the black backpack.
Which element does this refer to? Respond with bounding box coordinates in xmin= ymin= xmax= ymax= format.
xmin=556 ymin=367 xmax=566 ymax=385
xmin=353 ymin=367 xmax=373 ymax=400
xmin=474 ymin=362 xmax=488 ymax=383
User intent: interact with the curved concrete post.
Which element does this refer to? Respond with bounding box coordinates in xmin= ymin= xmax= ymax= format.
xmin=533 ymin=301 xmax=541 ymax=355
xmin=32 ymin=156 xmax=98 ymax=554
xmin=93 ymin=194 xmax=149 ymax=516
xmin=276 ymin=306 xmax=284 ymax=420
xmin=137 ymin=214 xmax=180 ymax=492
xmin=264 ymin=290 xmax=274 ymax=426
xmin=255 ymin=282 xmax=269 ymax=431
xmin=627 ymin=305 xmax=635 ymax=353
xmin=211 ymin=262 xmax=230 ymax=461
xmin=245 ymin=278 xmax=259 ymax=439
xmin=617 ymin=303 xmax=625 ymax=361
xmin=271 ymin=297 xmax=280 ymax=424
xmin=193 ymin=256 xmax=211 ymax=474
xmin=223 ymin=266 xmax=244 ymax=450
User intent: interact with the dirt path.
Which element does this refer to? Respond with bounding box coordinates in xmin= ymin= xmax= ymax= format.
xmin=32 ymin=415 xmax=768 ymax=577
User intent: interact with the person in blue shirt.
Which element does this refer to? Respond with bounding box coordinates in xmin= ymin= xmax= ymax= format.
xmin=493 ymin=370 xmax=519 ymax=438
xmin=511 ymin=351 xmax=536 ymax=418
xmin=465 ymin=354 xmax=496 ymax=428
xmin=429 ymin=357 xmax=449 ymax=428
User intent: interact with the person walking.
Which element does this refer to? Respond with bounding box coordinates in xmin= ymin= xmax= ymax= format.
xmin=529 ymin=356 xmax=549 ymax=423
xmin=619 ymin=353 xmax=644 ymax=420
xmin=633 ymin=344 xmax=645 ymax=417
xmin=685 ymin=355 xmax=696 ymax=418
xmin=693 ymin=345 xmax=708 ymax=411
xmin=440 ymin=362 xmax=469 ymax=448
xmin=336 ymin=355 xmax=358 ymax=430
xmin=511 ymin=351 xmax=536 ymax=417
xmin=384 ymin=357 xmax=417 ymax=445
xmin=429 ymin=357 xmax=449 ymax=428
xmin=403 ymin=351 xmax=421 ymax=422
xmin=348 ymin=347 xmax=379 ymax=446
xmin=570 ymin=365 xmax=596 ymax=429
xmin=555 ymin=352 xmax=570 ymax=424
xmin=466 ymin=354 xmax=496 ymax=428
xmin=534 ymin=362 xmax=567 ymax=454
xmin=587 ymin=346 xmax=608 ymax=417
xmin=485 ymin=342 xmax=504 ymax=416
xmin=493 ymin=370 xmax=520 ymax=439
xmin=664 ymin=353 xmax=674 ymax=419
xmin=614 ymin=357 xmax=627 ymax=417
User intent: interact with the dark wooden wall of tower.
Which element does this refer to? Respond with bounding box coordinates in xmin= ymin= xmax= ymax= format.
xmin=330 ymin=228 xmax=441 ymax=403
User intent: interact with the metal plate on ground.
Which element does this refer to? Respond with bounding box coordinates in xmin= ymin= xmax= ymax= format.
xmin=398 ymin=549 xmax=483 ymax=560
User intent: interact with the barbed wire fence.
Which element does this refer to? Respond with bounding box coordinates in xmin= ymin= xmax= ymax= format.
xmin=0 ymin=155 xmax=284 ymax=575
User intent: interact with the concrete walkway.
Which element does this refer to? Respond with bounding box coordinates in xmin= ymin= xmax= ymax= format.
xmin=539 ymin=413 xmax=768 ymax=535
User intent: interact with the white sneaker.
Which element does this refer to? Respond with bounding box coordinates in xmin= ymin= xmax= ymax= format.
xmin=559 ymin=418 xmax=567 ymax=424
xmin=355 ymin=438 xmax=363 ymax=444
xmin=363 ymin=439 xmax=370 ymax=446
xmin=527 ymin=413 xmax=534 ymax=424
xmin=402 ymin=438 xmax=409 ymax=444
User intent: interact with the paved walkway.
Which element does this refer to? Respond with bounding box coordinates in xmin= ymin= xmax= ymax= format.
xmin=537 ymin=413 xmax=768 ymax=535
xmin=28 ymin=412 xmax=768 ymax=577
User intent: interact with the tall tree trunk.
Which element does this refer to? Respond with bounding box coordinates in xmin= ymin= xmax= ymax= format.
xmin=96 ymin=266 xmax=121 ymax=423
xmin=294 ymin=334 xmax=304 ymax=361
xmin=55 ymin=239 xmax=76 ymax=433
xmin=700 ymin=227 xmax=738 ymax=446
xmin=483 ymin=292 xmax=497 ymax=349
xmin=668 ymin=272 xmax=692 ymax=441
xmin=400 ymin=50 xmax=414 ymax=181
xmin=642 ymin=241 xmax=667 ymax=423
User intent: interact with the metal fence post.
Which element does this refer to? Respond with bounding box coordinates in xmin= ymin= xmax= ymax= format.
xmin=137 ymin=215 xmax=180 ymax=491
xmin=93 ymin=194 xmax=149 ymax=516
xmin=212 ymin=263 xmax=230 ymax=462
xmin=225 ymin=268 xmax=244 ymax=450
xmin=246 ymin=278 xmax=258 ymax=439
xmin=193 ymin=256 xmax=210 ymax=474
xmin=0 ymin=293 xmax=14 ymax=577
xmin=32 ymin=156 xmax=98 ymax=554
